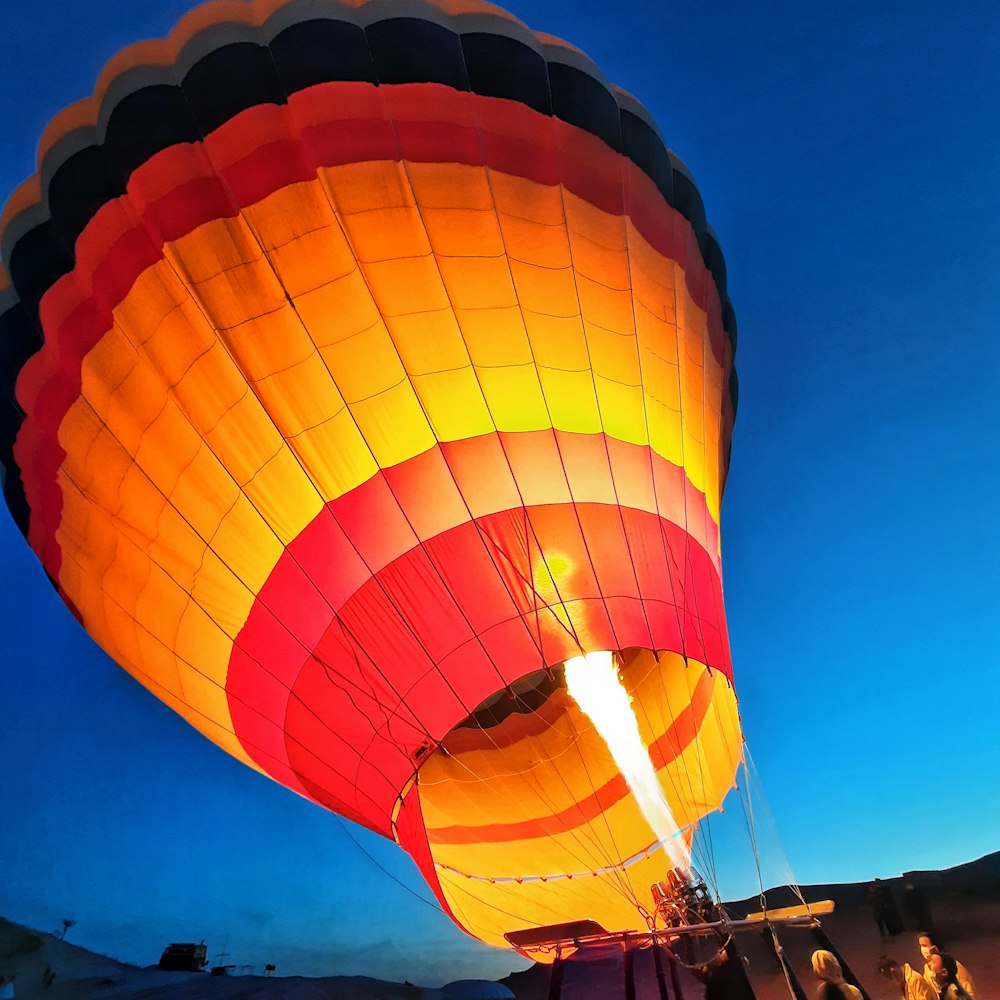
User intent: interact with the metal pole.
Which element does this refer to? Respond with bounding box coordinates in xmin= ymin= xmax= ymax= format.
xmin=624 ymin=946 xmax=636 ymax=1000
xmin=547 ymin=954 xmax=565 ymax=1000
xmin=665 ymin=945 xmax=685 ymax=1000
xmin=810 ymin=925 xmax=873 ymax=1000
xmin=652 ymin=943 xmax=671 ymax=1000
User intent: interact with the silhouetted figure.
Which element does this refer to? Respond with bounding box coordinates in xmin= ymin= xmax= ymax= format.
xmin=811 ymin=950 xmax=862 ymax=1000
xmin=903 ymin=881 xmax=934 ymax=935
xmin=879 ymin=958 xmax=935 ymax=1000
xmin=868 ymin=879 xmax=903 ymax=938
xmin=694 ymin=947 xmax=755 ymax=1000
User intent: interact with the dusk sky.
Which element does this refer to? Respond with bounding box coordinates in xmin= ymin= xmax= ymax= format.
xmin=1 ymin=0 xmax=998 ymax=986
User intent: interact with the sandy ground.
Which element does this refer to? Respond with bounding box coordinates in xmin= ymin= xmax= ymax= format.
xmin=2 ymin=855 xmax=997 ymax=1000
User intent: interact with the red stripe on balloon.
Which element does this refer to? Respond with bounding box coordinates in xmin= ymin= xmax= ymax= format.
xmin=423 ymin=667 xmax=716 ymax=847
xmin=228 ymin=496 xmax=729 ymax=833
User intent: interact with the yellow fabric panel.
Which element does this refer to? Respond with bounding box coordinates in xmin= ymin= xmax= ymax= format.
xmin=250 ymin=345 xmax=345 ymax=437
xmin=284 ymin=408 xmax=380 ymax=501
xmin=534 ymin=363 xmax=605 ymax=430
xmin=410 ymin=366 xmax=496 ymax=441
xmin=381 ymin=308 xmax=471 ymax=378
xmin=348 ymin=378 xmax=438 ymax=468
xmin=586 ymin=321 xmax=641 ymax=390
xmin=637 ymin=334 xmax=682 ymax=414
xmin=579 ymin=280 xmax=638 ymax=347
xmin=436 ymin=849 xmax=671 ymax=950
xmin=428 ymin=786 xmax=664 ymax=884
xmin=477 ymin=364 xmax=551 ymax=433
xmin=594 ymin=377 xmax=647 ymax=445
xmin=520 ymin=311 xmax=589 ymax=372
xmin=320 ymin=319 xmax=406 ymax=403
xmin=455 ymin=306 xmax=532 ymax=369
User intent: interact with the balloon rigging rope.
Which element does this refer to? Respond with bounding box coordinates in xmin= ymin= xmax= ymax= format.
xmin=742 ymin=745 xmax=807 ymax=909
xmin=332 ymin=815 xmax=445 ymax=914
xmin=735 ymin=757 xmax=768 ymax=912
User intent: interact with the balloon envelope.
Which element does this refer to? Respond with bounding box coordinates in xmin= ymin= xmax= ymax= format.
xmin=0 ymin=0 xmax=740 ymax=957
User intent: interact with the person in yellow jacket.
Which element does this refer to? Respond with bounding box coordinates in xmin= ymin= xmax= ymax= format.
xmin=926 ymin=955 xmax=975 ymax=1000
xmin=919 ymin=935 xmax=976 ymax=999
xmin=879 ymin=958 xmax=936 ymax=1000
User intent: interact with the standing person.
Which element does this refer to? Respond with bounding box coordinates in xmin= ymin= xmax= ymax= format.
xmin=902 ymin=880 xmax=935 ymax=936
xmin=868 ymin=879 xmax=904 ymax=938
xmin=919 ymin=936 xmax=975 ymax=999
xmin=811 ymin=951 xmax=862 ymax=1000
xmin=879 ymin=959 xmax=935 ymax=1000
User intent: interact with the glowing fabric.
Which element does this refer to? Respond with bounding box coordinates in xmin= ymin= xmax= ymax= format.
xmin=0 ymin=0 xmax=741 ymax=957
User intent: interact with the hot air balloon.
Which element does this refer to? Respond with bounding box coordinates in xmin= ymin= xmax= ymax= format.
xmin=0 ymin=0 xmax=740 ymax=960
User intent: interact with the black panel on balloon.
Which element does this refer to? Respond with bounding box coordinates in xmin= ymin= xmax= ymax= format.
xmin=103 ymin=85 xmax=203 ymax=183
xmin=365 ymin=18 xmax=469 ymax=91
xmin=1 ymin=460 xmax=29 ymax=537
xmin=270 ymin=19 xmax=377 ymax=94
xmin=460 ymin=33 xmax=550 ymax=115
xmin=7 ymin=223 xmax=74 ymax=317
xmin=672 ymin=169 xmax=707 ymax=245
xmin=704 ymin=232 xmax=727 ymax=299
xmin=0 ymin=303 xmax=40 ymax=404
xmin=722 ymin=302 xmax=737 ymax=352
xmin=48 ymin=147 xmax=124 ymax=250
xmin=547 ymin=62 xmax=620 ymax=152
xmin=620 ymin=110 xmax=673 ymax=207
xmin=182 ymin=42 xmax=285 ymax=136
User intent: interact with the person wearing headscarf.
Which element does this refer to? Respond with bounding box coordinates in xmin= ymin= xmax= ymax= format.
xmin=811 ymin=950 xmax=862 ymax=1000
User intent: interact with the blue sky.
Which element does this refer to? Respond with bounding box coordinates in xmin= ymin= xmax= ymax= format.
xmin=1 ymin=0 xmax=998 ymax=985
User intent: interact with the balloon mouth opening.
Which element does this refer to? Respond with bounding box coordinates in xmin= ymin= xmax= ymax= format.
xmin=451 ymin=667 xmax=560 ymax=733
xmin=410 ymin=649 xmax=743 ymax=950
